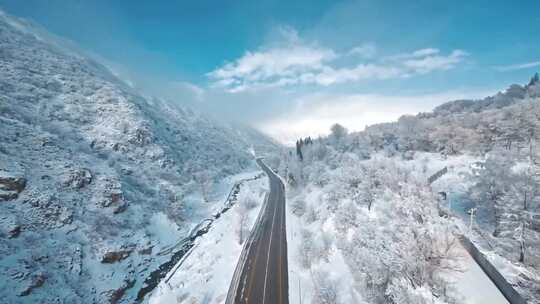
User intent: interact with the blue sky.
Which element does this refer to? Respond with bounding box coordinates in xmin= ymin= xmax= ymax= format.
xmin=1 ymin=0 xmax=539 ymax=143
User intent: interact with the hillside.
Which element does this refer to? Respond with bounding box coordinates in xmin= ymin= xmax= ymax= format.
xmin=433 ymin=73 xmax=540 ymax=115
xmin=361 ymin=75 xmax=540 ymax=156
xmin=0 ymin=11 xmax=278 ymax=303
xmin=288 ymin=76 xmax=540 ymax=303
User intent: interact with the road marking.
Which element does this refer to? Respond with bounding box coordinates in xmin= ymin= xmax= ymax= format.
xmin=227 ymin=160 xmax=289 ymax=304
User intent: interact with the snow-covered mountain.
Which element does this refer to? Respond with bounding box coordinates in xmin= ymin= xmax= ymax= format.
xmin=0 ymin=11 xmax=279 ymax=303
xmin=360 ymin=75 xmax=540 ymax=155
xmin=433 ymin=73 xmax=540 ymax=115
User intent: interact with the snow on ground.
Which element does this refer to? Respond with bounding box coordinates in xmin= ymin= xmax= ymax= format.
xmin=443 ymin=244 xmax=509 ymax=304
xmin=146 ymin=212 xmax=186 ymax=251
xmin=418 ymin=152 xmax=536 ymax=303
xmin=183 ymin=170 xmax=263 ymax=227
xmin=284 ymin=151 xmax=517 ymax=303
xmin=417 ymin=152 xmax=480 ymax=192
xmin=286 ymin=186 xmax=358 ymax=304
xmin=147 ymin=174 xmax=268 ymax=304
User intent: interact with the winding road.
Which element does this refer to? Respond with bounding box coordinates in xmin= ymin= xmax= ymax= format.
xmin=226 ymin=158 xmax=289 ymax=304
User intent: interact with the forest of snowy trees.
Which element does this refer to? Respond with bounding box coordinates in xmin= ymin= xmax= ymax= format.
xmin=281 ymin=74 xmax=540 ymax=303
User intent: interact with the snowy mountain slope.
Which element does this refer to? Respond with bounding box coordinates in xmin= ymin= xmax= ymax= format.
xmin=0 ymin=11 xmax=279 ymax=304
xmin=433 ymin=74 xmax=540 ymax=115
xmin=360 ymin=75 xmax=540 ymax=155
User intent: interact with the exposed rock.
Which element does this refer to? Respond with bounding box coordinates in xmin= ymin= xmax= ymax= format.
xmin=0 ymin=189 xmax=19 ymax=201
xmin=101 ymin=249 xmax=132 ymax=264
xmin=23 ymin=194 xmax=72 ymax=229
xmin=0 ymin=172 xmax=27 ymax=193
xmin=63 ymin=168 xmax=92 ymax=189
xmin=0 ymin=170 xmax=26 ymax=201
xmin=109 ymin=190 xmax=123 ymax=205
xmin=19 ymin=272 xmax=46 ymax=297
xmin=0 ymin=217 xmax=21 ymax=238
xmin=105 ymin=279 xmax=135 ymax=304
xmin=100 ymin=190 xmax=123 ymax=208
xmin=113 ymin=201 xmax=128 ymax=214
xmin=8 ymin=224 xmax=21 ymax=238
xmin=96 ymin=179 xmax=124 ymax=209
xmin=129 ymin=127 xmax=153 ymax=146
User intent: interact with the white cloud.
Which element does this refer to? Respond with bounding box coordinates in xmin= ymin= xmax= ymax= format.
xmin=348 ymin=43 xmax=377 ymax=58
xmin=388 ymin=48 xmax=441 ymax=60
xmin=402 ymin=49 xmax=468 ymax=74
xmin=207 ymin=44 xmax=337 ymax=92
xmin=208 ymin=29 xmax=469 ymax=92
xmin=494 ymin=60 xmax=540 ymax=71
xmin=312 ymin=64 xmax=403 ymax=86
xmin=209 ymin=46 xmax=336 ymax=81
xmin=411 ymin=48 xmax=440 ymax=57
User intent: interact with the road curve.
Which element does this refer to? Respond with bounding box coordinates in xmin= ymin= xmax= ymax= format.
xmin=225 ymin=158 xmax=289 ymax=304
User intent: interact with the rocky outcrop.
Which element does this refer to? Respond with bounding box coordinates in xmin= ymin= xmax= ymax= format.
xmin=94 ymin=177 xmax=129 ymax=214
xmin=0 ymin=216 xmax=22 ymax=238
xmin=8 ymin=224 xmax=21 ymax=238
xmin=24 ymin=194 xmax=73 ymax=229
xmin=101 ymin=249 xmax=132 ymax=264
xmin=62 ymin=168 xmax=92 ymax=189
xmin=95 ymin=178 xmax=123 ymax=206
xmin=0 ymin=190 xmax=18 ymax=201
xmin=128 ymin=127 xmax=153 ymax=147
xmin=0 ymin=170 xmax=26 ymax=201
xmin=19 ymin=272 xmax=46 ymax=297
xmin=105 ymin=279 xmax=135 ymax=304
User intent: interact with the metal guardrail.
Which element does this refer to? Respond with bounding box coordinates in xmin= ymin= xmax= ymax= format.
xmin=459 ymin=236 xmax=528 ymax=304
xmin=428 ymin=166 xmax=448 ymax=184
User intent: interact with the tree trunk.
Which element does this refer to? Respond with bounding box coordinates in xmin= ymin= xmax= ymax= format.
xmin=493 ymin=206 xmax=501 ymax=237
xmin=519 ymin=222 xmax=525 ymax=263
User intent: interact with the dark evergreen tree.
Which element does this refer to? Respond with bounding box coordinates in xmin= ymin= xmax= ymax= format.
xmin=529 ymin=72 xmax=539 ymax=86
xmin=296 ymin=139 xmax=304 ymax=161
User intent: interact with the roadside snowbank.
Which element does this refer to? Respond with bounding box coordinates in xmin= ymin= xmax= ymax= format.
xmin=147 ymin=174 xmax=268 ymax=303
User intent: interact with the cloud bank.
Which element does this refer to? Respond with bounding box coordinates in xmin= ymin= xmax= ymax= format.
xmin=208 ymin=29 xmax=468 ymax=92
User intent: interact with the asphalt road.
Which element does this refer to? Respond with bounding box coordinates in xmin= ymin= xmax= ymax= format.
xmin=226 ymin=159 xmax=289 ymax=304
